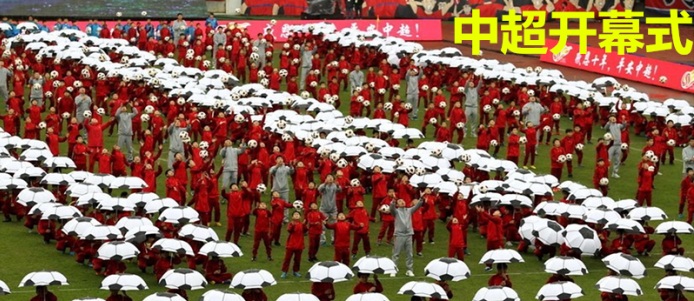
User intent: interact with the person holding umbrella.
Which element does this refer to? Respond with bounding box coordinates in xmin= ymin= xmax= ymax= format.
xmin=311 ymin=281 xmax=335 ymax=301
xmin=30 ymin=286 xmax=57 ymax=301
xmin=476 ymin=206 xmax=504 ymax=272
xmin=662 ymin=233 xmax=685 ymax=255
xmin=204 ymin=255 xmax=232 ymax=284
xmin=242 ymin=288 xmax=268 ymax=301
xmin=430 ymin=280 xmax=453 ymax=301
xmin=353 ymin=273 xmax=382 ymax=293
xmin=487 ymin=263 xmax=512 ymax=288
xmin=106 ymin=289 xmax=132 ymax=301
xmin=658 ymin=269 xmax=679 ymax=300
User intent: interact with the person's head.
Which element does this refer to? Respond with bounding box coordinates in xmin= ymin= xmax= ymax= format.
xmin=231 ymin=183 xmax=239 ymax=191
xmin=337 ymin=212 xmax=346 ymax=221
xmin=355 ymin=201 xmax=364 ymax=208
xmin=387 ymin=188 xmax=395 ymax=197
xmin=258 ymin=202 xmax=267 ymax=210
xmin=272 ymin=191 xmax=280 ymax=198
xmin=553 ymin=139 xmax=561 ymax=147
xmin=492 ymin=210 xmax=501 ymax=217
xmin=526 ymin=121 xmax=534 ymax=128
xmin=326 ymin=174 xmax=334 ymax=182
xmin=309 ymin=202 xmax=318 ymax=210
xmin=565 ymin=129 xmax=574 ymax=136
xmin=597 ymin=158 xmax=605 ymax=166
xmin=396 ymin=199 xmax=406 ymax=207
xmin=358 ymin=273 xmax=370 ymax=282
xmin=688 ymin=168 xmax=694 ymax=178
xmin=609 ymin=115 xmax=617 ymax=123
xmin=291 ymin=211 xmax=301 ymax=220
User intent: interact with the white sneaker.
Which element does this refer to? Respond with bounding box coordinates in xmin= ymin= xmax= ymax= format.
xmin=406 ymin=270 xmax=415 ymax=277
xmin=390 ymin=273 xmax=396 ymax=277
xmin=612 ymin=173 xmax=620 ymax=178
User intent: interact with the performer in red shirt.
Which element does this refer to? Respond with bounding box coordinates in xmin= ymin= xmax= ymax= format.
xmin=353 ymin=273 xmax=383 ymax=293
xmin=280 ymin=211 xmax=306 ymax=278
xmin=487 ymin=263 xmax=512 ymax=287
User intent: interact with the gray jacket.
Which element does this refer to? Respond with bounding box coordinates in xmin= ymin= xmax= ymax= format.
xmin=269 ymin=164 xmax=294 ymax=192
xmin=349 ymin=70 xmax=364 ymax=92
xmin=603 ymin=122 xmax=625 ymax=144
xmin=464 ymin=80 xmax=483 ymax=107
xmin=0 ymin=68 xmax=12 ymax=87
xmin=167 ymin=124 xmax=189 ymax=153
xmin=406 ymin=72 xmax=420 ymax=95
xmin=220 ymin=146 xmax=245 ymax=171
xmin=683 ymin=146 xmax=694 ymax=173
xmin=390 ymin=199 xmax=423 ymax=236
xmin=521 ymin=102 xmax=545 ymax=125
xmin=172 ymin=20 xmax=187 ymax=36
xmin=318 ymin=183 xmax=341 ymax=212
xmin=116 ymin=108 xmax=138 ymax=136
xmin=75 ymin=94 xmax=92 ymax=122
xmin=213 ymin=32 xmax=226 ymax=47
xmin=300 ymin=48 xmax=316 ymax=68
xmin=28 ymin=78 xmax=44 ymax=99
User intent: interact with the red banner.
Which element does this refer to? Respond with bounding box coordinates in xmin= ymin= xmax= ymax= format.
xmin=44 ymin=19 xmax=442 ymax=42
xmin=645 ymin=0 xmax=694 ymax=13
xmin=540 ymin=39 xmax=694 ymax=94
xmin=240 ymin=0 xmax=462 ymax=19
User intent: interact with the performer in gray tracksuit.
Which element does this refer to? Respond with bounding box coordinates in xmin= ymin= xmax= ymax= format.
xmin=0 ymin=62 xmax=13 ymax=102
xmin=464 ymin=77 xmax=483 ymax=137
xmin=219 ymin=140 xmax=246 ymax=188
xmin=299 ymin=44 xmax=316 ymax=90
xmin=167 ymin=120 xmax=189 ymax=169
xmin=349 ymin=66 xmax=364 ymax=92
xmin=318 ymin=175 xmax=341 ymax=244
xmin=116 ymin=105 xmax=137 ymax=161
xmin=603 ymin=115 xmax=626 ymax=178
xmin=390 ymin=197 xmax=423 ymax=277
xmin=406 ymin=68 xmax=421 ymax=119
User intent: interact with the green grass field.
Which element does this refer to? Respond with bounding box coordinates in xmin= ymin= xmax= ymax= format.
xmin=0 ymin=53 xmax=690 ymax=301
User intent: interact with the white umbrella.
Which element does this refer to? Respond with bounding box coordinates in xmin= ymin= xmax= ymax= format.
xmin=200 ymin=290 xmax=245 ymax=301
xmin=17 ymin=187 xmax=56 ymax=207
xmin=544 ymin=256 xmax=588 ymax=276
xmin=391 ymin=128 xmax=424 ymax=139
xmin=61 ymin=217 xmax=101 ymax=236
xmin=41 ymin=205 xmax=83 ymax=220
xmin=97 ymin=241 xmax=140 ymax=261
xmin=110 ymin=176 xmax=148 ymax=190
xmin=19 ymin=148 xmax=53 ymax=161
xmin=159 ymin=268 xmax=208 ymax=290
xmin=536 ymin=281 xmax=584 ymax=301
xmin=307 ymin=261 xmax=354 ymax=283
xmin=499 ymin=194 xmax=533 ymax=208
xmin=518 ymin=217 xmax=553 ymax=242
xmin=69 ymin=170 xmax=93 ymax=182
xmin=199 ymin=241 xmax=243 ymax=258
xmin=0 ymin=280 xmax=9 ymax=295
xmin=276 ymin=293 xmax=320 ymax=301
xmin=605 ymin=218 xmax=645 ymax=234
xmin=580 ymin=196 xmax=615 ymax=209
xmin=13 ymin=167 xmax=47 ymax=179
xmin=127 ymin=192 xmax=159 ymax=208
xmin=409 ymin=174 xmax=443 ymax=188
xmin=153 ymin=238 xmax=194 ymax=256
xmin=80 ymin=225 xmax=123 ymax=241
xmin=655 ymin=255 xmax=694 ymax=272
xmin=41 ymin=173 xmax=77 ymax=186
xmin=656 ymin=221 xmax=694 ymax=234
xmin=602 ymin=253 xmax=647 ymax=279
xmin=230 ymin=269 xmax=277 ymax=289
xmin=479 ymin=249 xmax=524 ymax=265
xmin=397 ymin=281 xmax=448 ymax=300
xmin=560 ymin=204 xmax=588 ymax=219
xmin=100 ymin=274 xmax=148 ymax=291
xmin=584 ymin=208 xmax=621 ymax=224
xmin=568 ymin=189 xmax=605 ymax=202
xmin=98 ymin=197 xmax=136 ymax=212
xmin=66 ymin=183 xmax=103 ymax=197
xmin=178 ymin=224 xmax=219 ymax=242
xmin=424 ymin=257 xmax=471 ymax=281
xmin=613 ymin=199 xmax=638 ymax=213
xmin=43 ymin=156 xmax=76 ymax=169
xmin=19 ymin=271 xmax=69 ymax=287
xmin=145 ymin=198 xmax=180 ymax=214
xmin=345 ymin=293 xmax=390 ymax=301
xmin=28 ymin=203 xmax=60 ymax=216
xmin=75 ymin=192 xmax=112 ymax=206
xmin=0 ymin=178 xmax=28 ymax=190
xmin=470 ymin=193 xmax=503 ymax=205
xmin=533 ymin=219 xmax=565 ymax=247
xmin=628 ymin=206 xmax=668 ymax=221
xmin=159 ymin=206 xmax=200 ymax=224
xmin=115 ymin=216 xmax=154 ymax=234
xmin=472 ymin=286 xmax=520 ymax=301
xmin=595 ymin=276 xmax=643 ymax=296
xmin=562 ymin=224 xmax=602 ymax=256
xmin=83 ymin=173 xmax=116 ymax=189
xmin=534 ymin=201 xmax=565 ymax=217
xmin=352 ymin=256 xmax=398 ymax=275
xmin=143 ymin=292 xmax=186 ymax=301
xmin=124 ymin=225 xmax=162 ymax=243
xmin=655 ymin=275 xmax=694 ymax=292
